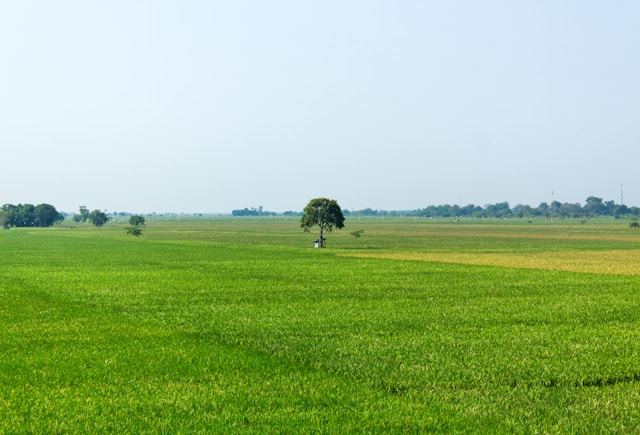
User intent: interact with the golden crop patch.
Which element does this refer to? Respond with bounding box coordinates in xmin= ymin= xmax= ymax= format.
xmin=341 ymin=250 xmax=640 ymax=276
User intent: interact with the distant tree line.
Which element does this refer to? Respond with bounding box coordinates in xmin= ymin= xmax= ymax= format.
xmin=345 ymin=197 xmax=640 ymax=220
xmin=231 ymin=206 xmax=276 ymax=217
xmin=282 ymin=210 xmax=302 ymax=217
xmin=1 ymin=203 xmax=65 ymax=229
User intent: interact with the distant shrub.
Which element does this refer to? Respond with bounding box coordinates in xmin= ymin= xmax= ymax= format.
xmin=126 ymin=226 xmax=143 ymax=236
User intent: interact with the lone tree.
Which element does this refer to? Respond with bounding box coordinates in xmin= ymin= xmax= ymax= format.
xmin=300 ymin=197 xmax=345 ymax=248
xmin=126 ymin=214 xmax=146 ymax=236
xmin=89 ymin=210 xmax=109 ymax=227
xmin=129 ymin=215 xmax=146 ymax=227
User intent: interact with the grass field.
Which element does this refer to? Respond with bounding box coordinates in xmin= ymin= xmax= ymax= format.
xmin=2 ymin=217 xmax=640 ymax=433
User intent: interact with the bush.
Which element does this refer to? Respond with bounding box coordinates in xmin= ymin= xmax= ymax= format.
xmin=126 ymin=226 xmax=143 ymax=236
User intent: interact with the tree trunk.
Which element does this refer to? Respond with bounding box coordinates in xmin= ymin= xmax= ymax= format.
xmin=319 ymin=226 xmax=324 ymax=248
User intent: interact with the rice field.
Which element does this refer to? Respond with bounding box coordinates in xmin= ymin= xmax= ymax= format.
xmin=1 ymin=217 xmax=640 ymax=433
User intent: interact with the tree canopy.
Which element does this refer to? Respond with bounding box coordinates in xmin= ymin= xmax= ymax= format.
xmin=125 ymin=215 xmax=145 ymax=236
xmin=128 ymin=215 xmax=146 ymax=227
xmin=89 ymin=210 xmax=109 ymax=227
xmin=300 ymin=198 xmax=345 ymax=248
xmin=72 ymin=206 xmax=91 ymax=223
xmin=1 ymin=203 xmax=64 ymax=229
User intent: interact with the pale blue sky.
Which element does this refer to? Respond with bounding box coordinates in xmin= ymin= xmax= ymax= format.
xmin=1 ymin=1 xmax=638 ymax=213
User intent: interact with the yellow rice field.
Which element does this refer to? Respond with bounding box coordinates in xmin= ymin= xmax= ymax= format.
xmin=342 ymin=249 xmax=640 ymax=276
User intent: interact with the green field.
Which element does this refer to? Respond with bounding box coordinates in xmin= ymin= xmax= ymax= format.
xmin=2 ymin=217 xmax=640 ymax=433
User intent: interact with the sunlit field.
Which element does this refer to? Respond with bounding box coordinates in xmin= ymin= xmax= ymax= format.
xmin=2 ymin=217 xmax=640 ymax=433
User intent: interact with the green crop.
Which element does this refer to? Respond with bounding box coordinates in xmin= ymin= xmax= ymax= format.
xmin=1 ymin=218 xmax=640 ymax=433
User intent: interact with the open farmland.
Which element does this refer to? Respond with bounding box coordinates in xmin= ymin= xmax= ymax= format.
xmin=2 ymin=217 xmax=640 ymax=433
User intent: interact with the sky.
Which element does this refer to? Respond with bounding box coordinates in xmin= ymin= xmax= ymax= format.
xmin=1 ymin=1 xmax=639 ymax=214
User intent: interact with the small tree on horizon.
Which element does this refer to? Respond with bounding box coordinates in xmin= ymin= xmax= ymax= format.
xmin=89 ymin=210 xmax=109 ymax=227
xmin=129 ymin=215 xmax=146 ymax=227
xmin=79 ymin=206 xmax=90 ymax=222
xmin=300 ymin=198 xmax=345 ymax=248
xmin=126 ymin=214 xmax=146 ymax=236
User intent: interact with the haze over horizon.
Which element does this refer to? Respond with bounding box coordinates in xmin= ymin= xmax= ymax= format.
xmin=2 ymin=1 xmax=638 ymax=214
